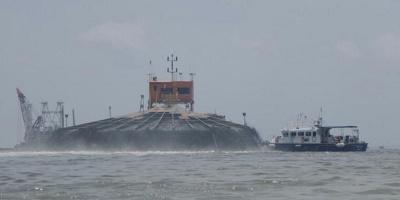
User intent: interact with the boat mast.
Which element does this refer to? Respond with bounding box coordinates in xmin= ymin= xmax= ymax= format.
xmin=319 ymin=107 xmax=323 ymax=126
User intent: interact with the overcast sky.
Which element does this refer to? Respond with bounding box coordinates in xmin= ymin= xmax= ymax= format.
xmin=1 ymin=0 xmax=400 ymax=148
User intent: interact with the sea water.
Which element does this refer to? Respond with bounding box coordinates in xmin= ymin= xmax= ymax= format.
xmin=0 ymin=148 xmax=399 ymax=200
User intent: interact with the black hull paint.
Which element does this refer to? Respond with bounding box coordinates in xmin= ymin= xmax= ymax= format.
xmin=272 ymin=143 xmax=368 ymax=152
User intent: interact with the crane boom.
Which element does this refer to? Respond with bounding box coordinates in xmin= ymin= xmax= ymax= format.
xmin=16 ymin=88 xmax=35 ymax=141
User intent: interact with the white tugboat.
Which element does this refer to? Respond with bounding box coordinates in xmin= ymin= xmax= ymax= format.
xmin=269 ymin=113 xmax=368 ymax=152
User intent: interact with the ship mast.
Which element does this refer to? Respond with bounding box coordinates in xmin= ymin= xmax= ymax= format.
xmin=167 ymin=54 xmax=178 ymax=81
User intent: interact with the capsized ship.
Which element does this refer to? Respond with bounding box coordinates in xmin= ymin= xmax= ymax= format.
xmin=269 ymin=114 xmax=368 ymax=152
xmin=16 ymin=55 xmax=262 ymax=150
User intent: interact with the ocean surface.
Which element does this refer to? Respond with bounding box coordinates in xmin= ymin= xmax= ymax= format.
xmin=0 ymin=148 xmax=399 ymax=200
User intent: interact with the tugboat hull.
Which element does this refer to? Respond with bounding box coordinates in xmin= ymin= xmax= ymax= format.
xmin=272 ymin=143 xmax=368 ymax=152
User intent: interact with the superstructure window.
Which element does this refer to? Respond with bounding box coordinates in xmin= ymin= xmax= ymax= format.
xmin=282 ymin=132 xmax=288 ymax=137
xmin=298 ymin=132 xmax=304 ymax=136
xmin=306 ymin=132 xmax=311 ymax=136
xmin=291 ymin=132 xmax=296 ymax=137
xmin=178 ymin=87 xmax=191 ymax=94
xmin=312 ymin=132 xmax=317 ymax=137
xmin=161 ymin=88 xmax=173 ymax=94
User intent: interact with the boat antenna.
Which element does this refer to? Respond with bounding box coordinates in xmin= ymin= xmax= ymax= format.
xmin=167 ymin=54 xmax=178 ymax=81
xmin=319 ymin=107 xmax=323 ymax=126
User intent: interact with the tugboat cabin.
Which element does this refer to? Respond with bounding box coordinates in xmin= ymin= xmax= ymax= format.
xmin=276 ymin=126 xmax=361 ymax=145
xmin=279 ymin=127 xmax=320 ymax=144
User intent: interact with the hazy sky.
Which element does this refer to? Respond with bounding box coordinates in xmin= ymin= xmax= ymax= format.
xmin=1 ymin=0 xmax=400 ymax=147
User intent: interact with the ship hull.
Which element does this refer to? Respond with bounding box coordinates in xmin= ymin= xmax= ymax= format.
xmin=16 ymin=112 xmax=262 ymax=151
xmin=270 ymin=143 xmax=368 ymax=152
xmin=19 ymin=129 xmax=261 ymax=151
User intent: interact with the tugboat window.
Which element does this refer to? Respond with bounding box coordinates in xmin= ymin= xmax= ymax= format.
xmin=283 ymin=132 xmax=289 ymax=137
xmin=291 ymin=132 xmax=296 ymax=137
xmin=298 ymin=132 xmax=304 ymax=136
xmin=312 ymin=132 xmax=317 ymax=137
xmin=306 ymin=132 xmax=311 ymax=136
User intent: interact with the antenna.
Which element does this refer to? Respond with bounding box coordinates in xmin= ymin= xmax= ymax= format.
xmin=147 ymin=73 xmax=155 ymax=82
xmin=189 ymin=72 xmax=196 ymax=81
xmin=140 ymin=95 xmax=145 ymax=112
xmin=64 ymin=114 xmax=69 ymax=127
xmin=242 ymin=112 xmax=247 ymax=126
xmin=147 ymin=60 xmax=155 ymax=82
xmin=179 ymin=72 xmax=183 ymax=81
xmin=108 ymin=106 xmax=112 ymax=118
xmin=72 ymin=109 xmax=76 ymax=126
xmin=167 ymin=54 xmax=178 ymax=81
xmin=56 ymin=102 xmax=64 ymax=128
xmin=300 ymin=113 xmax=304 ymax=127
xmin=319 ymin=107 xmax=323 ymax=126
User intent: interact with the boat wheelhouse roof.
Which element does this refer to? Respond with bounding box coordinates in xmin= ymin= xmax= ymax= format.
xmin=282 ymin=125 xmax=358 ymax=132
xmin=282 ymin=127 xmax=317 ymax=132
xmin=322 ymin=126 xmax=358 ymax=129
